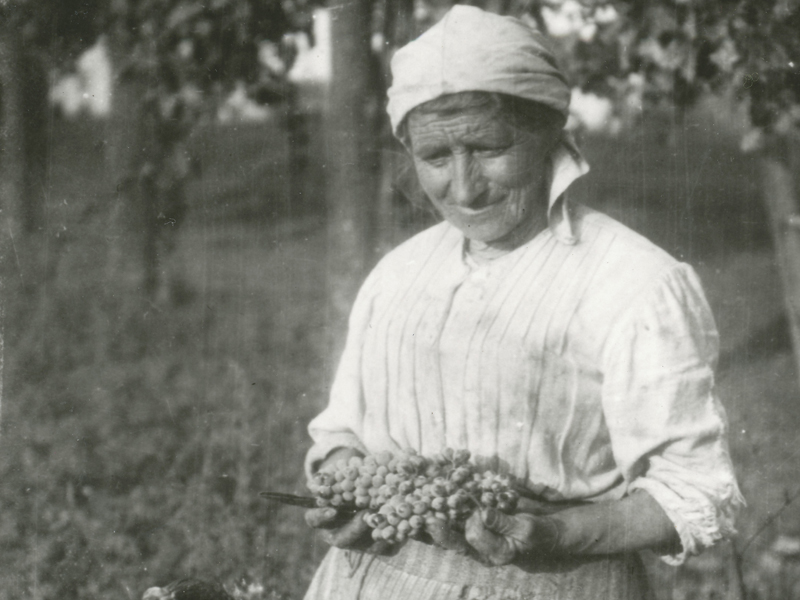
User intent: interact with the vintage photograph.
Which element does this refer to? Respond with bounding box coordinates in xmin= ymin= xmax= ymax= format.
xmin=0 ymin=0 xmax=798 ymax=598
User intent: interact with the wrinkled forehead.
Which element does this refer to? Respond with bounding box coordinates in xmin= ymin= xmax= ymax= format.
xmin=406 ymin=107 xmax=516 ymax=149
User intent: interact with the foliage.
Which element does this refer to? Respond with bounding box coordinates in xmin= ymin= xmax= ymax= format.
xmin=0 ymin=0 xmax=102 ymax=62
xmin=0 ymin=120 xmax=326 ymax=600
xmin=529 ymin=0 xmax=800 ymax=133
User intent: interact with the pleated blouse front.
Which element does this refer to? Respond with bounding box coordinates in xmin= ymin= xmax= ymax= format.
xmin=306 ymin=204 xmax=743 ymax=567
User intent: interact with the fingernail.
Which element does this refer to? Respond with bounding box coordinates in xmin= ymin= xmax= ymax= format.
xmin=325 ymin=508 xmax=337 ymax=519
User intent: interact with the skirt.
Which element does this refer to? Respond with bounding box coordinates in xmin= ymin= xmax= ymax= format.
xmin=304 ymin=540 xmax=652 ymax=600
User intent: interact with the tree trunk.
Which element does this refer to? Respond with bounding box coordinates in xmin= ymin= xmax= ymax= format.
xmin=0 ymin=26 xmax=25 ymax=241
xmin=0 ymin=25 xmax=48 ymax=239
xmin=324 ymin=0 xmax=381 ymax=352
xmin=760 ymin=130 xmax=800 ymax=382
xmin=100 ymin=42 xmax=162 ymax=359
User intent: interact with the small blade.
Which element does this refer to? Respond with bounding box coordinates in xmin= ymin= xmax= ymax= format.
xmin=259 ymin=491 xmax=318 ymax=508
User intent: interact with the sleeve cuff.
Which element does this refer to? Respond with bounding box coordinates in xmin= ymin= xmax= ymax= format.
xmin=629 ymin=477 xmax=745 ymax=565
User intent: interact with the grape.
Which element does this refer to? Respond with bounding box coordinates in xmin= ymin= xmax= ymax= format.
xmin=432 ymin=483 xmax=447 ymax=497
xmin=431 ymin=496 xmax=447 ymax=511
xmin=398 ymin=480 xmax=415 ymax=495
xmin=308 ymin=447 xmax=526 ymax=545
xmin=396 ymin=461 xmax=415 ymax=476
xmin=412 ymin=500 xmax=429 ymax=515
xmin=454 ymin=449 xmax=471 ymax=465
xmin=375 ymin=452 xmax=393 ymax=467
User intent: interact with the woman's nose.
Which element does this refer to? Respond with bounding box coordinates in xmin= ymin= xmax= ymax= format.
xmin=449 ymin=153 xmax=486 ymax=207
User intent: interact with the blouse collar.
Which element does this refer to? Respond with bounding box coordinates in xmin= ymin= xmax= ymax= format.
xmin=547 ymin=131 xmax=590 ymax=245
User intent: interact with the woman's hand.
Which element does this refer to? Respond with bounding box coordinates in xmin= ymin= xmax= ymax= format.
xmin=305 ymin=447 xmax=393 ymax=554
xmin=423 ymin=516 xmax=472 ymax=555
xmin=305 ymin=507 xmax=389 ymax=553
xmin=464 ymin=508 xmax=560 ymax=566
xmin=465 ymin=491 xmax=681 ymax=565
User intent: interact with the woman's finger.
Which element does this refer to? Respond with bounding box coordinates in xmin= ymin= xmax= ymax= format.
xmin=482 ymin=508 xmax=537 ymax=542
xmin=305 ymin=507 xmax=340 ymax=529
xmin=464 ymin=511 xmax=515 ymax=565
xmin=326 ymin=513 xmax=372 ymax=548
xmin=424 ymin=516 xmax=471 ymax=554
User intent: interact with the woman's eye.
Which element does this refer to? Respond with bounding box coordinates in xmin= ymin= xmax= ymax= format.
xmin=420 ymin=151 xmax=450 ymax=165
xmin=473 ymin=146 xmax=508 ymax=157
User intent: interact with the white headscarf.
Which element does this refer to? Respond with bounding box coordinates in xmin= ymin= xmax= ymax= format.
xmin=386 ymin=5 xmax=589 ymax=244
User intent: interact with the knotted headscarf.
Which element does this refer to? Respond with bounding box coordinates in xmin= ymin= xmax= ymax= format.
xmin=386 ymin=5 xmax=589 ymax=244
xmin=387 ymin=5 xmax=571 ymax=134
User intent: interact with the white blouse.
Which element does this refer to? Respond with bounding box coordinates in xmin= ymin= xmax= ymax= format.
xmin=306 ymin=201 xmax=743 ymax=564
xmin=306 ymin=137 xmax=743 ymax=564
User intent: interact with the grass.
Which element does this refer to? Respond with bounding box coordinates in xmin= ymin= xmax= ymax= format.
xmin=1 ymin=108 xmax=799 ymax=599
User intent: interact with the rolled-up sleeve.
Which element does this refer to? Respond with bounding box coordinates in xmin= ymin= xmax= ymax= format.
xmin=303 ymin=266 xmax=383 ymax=480
xmin=601 ymin=263 xmax=745 ymax=564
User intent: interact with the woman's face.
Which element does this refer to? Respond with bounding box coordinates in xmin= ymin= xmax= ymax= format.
xmin=407 ymin=107 xmax=557 ymax=244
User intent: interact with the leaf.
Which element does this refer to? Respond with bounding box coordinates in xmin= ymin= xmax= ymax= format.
xmin=167 ymin=2 xmax=204 ymax=31
xmin=709 ymin=38 xmax=739 ymax=73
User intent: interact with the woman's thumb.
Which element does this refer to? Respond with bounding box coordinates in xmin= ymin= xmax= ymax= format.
xmin=481 ymin=508 xmax=518 ymax=535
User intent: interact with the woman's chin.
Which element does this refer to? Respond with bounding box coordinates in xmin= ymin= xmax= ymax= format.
xmin=454 ymin=222 xmax=516 ymax=244
xmin=442 ymin=207 xmax=520 ymax=244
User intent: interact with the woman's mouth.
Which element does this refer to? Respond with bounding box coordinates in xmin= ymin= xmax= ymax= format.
xmin=450 ymin=198 xmax=505 ymax=215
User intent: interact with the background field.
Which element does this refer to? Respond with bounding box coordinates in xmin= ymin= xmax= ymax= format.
xmin=1 ymin=108 xmax=799 ymax=599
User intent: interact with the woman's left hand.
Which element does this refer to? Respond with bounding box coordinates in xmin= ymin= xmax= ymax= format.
xmin=464 ymin=508 xmax=560 ymax=566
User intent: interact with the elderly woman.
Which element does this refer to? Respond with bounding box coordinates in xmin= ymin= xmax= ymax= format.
xmin=302 ymin=6 xmax=743 ymax=599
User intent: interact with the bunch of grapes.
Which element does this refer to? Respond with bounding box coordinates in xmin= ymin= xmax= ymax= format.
xmin=308 ymin=448 xmax=519 ymax=544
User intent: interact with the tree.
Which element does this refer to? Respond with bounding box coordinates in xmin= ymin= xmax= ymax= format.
xmin=0 ymin=0 xmax=99 ymax=241
xmin=98 ymin=1 xmax=310 ymax=303
xmin=323 ymin=0 xmax=382 ymax=347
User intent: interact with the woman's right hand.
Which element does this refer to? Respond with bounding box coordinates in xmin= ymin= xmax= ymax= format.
xmin=305 ymin=507 xmax=392 ymax=554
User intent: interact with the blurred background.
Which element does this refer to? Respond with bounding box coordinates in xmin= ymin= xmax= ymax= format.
xmin=0 ymin=1 xmax=799 ymax=598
